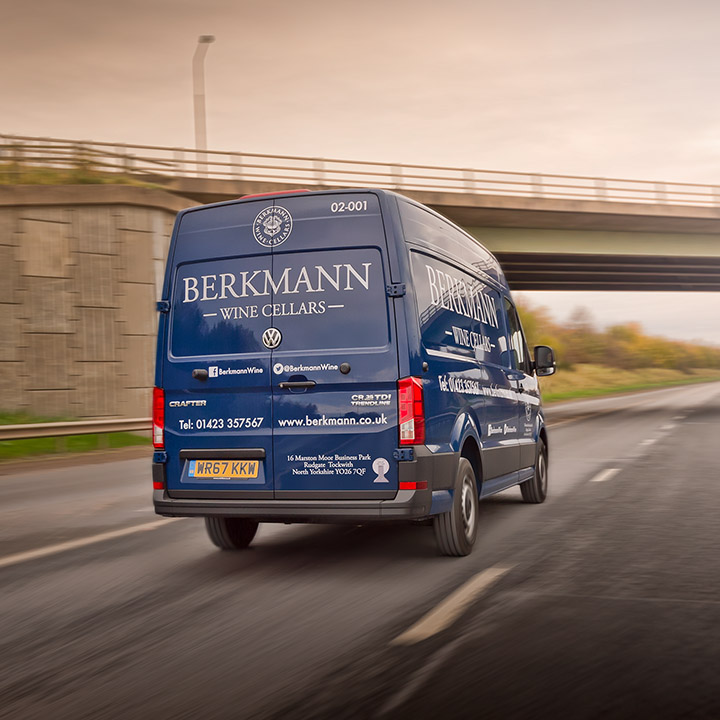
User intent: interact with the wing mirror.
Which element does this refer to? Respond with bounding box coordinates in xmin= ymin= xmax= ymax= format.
xmin=534 ymin=345 xmax=556 ymax=377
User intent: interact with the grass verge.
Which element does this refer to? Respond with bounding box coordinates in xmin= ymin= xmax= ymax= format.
xmin=541 ymin=366 xmax=720 ymax=403
xmin=0 ymin=163 xmax=161 ymax=188
xmin=0 ymin=412 xmax=148 ymax=461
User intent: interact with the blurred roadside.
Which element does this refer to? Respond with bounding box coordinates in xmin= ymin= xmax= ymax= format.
xmin=517 ymin=300 xmax=720 ymax=373
xmin=539 ymin=364 xmax=720 ymax=402
xmin=0 ymin=409 xmax=149 ymax=472
xmin=517 ymin=298 xmax=720 ymax=401
xmin=1 ymin=181 xmax=719 ymax=466
xmin=2 ymin=375 xmax=720 ymax=467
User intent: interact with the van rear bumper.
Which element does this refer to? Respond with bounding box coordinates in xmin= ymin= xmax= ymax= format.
xmin=153 ymin=488 xmax=431 ymax=522
xmin=153 ymin=447 xmax=457 ymax=523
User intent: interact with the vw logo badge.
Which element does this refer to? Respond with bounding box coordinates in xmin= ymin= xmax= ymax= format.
xmin=262 ymin=327 xmax=282 ymax=350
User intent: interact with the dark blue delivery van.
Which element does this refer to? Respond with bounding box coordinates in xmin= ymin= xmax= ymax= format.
xmin=152 ymin=189 xmax=556 ymax=556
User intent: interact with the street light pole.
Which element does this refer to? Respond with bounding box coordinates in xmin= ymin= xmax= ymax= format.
xmin=193 ymin=34 xmax=215 ymax=177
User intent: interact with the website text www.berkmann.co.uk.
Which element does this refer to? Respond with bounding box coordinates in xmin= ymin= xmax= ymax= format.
xmin=278 ymin=413 xmax=388 ymax=428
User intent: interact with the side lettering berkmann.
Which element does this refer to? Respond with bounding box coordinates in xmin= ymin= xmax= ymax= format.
xmin=425 ymin=264 xmax=498 ymax=328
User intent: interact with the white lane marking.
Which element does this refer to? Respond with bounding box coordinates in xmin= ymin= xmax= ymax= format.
xmin=546 ymin=415 xmax=594 ymax=429
xmin=640 ymin=438 xmax=657 ymax=446
xmin=673 ymin=415 xmax=685 ymax=421
xmin=660 ymin=424 xmax=675 ymax=431
xmin=391 ymin=565 xmax=512 ymax=646
xmin=590 ymin=468 xmax=620 ymax=483
xmin=0 ymin=519 xmax=179 ymax=570
xmin=377 ymin=636 xmax=464 ymax=717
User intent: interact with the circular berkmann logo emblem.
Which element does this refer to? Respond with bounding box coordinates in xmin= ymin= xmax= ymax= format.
xmin=372 ymin=457 xmax=390 ymax=484
xmin=262 ymin=327 xmax=282 ymax=349
xmin=253 ymin=206 xmax=293 ymax=247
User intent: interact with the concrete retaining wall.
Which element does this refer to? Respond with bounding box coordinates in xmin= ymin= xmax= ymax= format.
xmin=0 ymin=185 xmax=195 ymax=419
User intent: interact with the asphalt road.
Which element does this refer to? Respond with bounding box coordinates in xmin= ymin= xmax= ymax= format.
xmin=2 ymin=383 xmax=719 ymax=720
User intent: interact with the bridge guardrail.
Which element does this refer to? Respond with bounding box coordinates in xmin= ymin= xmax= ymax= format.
xmin=2 ymin=133 xmax=719 ymax=206
xmin=0 ymin=418 xmax=151 ymax=441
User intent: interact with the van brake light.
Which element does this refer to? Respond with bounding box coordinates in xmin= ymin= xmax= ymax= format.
xmin=240 ymin=190 xmax=310 ymax=199
xmin=152 ymin=387 xmax=165 ymax=449
xmin=398 ymin=376 xmax=425 ymax=445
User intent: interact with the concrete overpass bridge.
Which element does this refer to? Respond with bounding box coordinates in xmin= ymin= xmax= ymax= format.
xmin=3 ymin=133 xmax=720 ymax=291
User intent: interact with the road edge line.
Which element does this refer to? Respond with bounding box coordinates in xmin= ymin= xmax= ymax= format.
xmin=0 ymin=519 xmax=179 ymax=570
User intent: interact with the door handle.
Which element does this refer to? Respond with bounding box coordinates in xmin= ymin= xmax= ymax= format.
xmin=278 ymin=381 xmax=316 ymax=389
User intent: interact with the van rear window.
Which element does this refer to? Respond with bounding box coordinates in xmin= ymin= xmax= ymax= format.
xmin=170 ymin=253 xmax=272 ymax=357
xmin=270 ymin=247 xmax=390 ymax=352
xmin=169 ymin=195 xmax=391 ymax=357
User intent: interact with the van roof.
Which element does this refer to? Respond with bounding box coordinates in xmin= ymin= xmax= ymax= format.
xmin=175 ymin=188 xmax=506 ymax=289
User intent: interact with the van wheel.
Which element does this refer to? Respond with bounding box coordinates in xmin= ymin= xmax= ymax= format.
xmin=205 ymin=517 xmax=259 ymax=550
xmin=434 ymin=458 xmax=479 ymax=557
xmin=521 ymin=439 xmax=548 ymax=504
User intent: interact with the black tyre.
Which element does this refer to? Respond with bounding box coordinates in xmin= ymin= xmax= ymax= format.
xmin=434 ymin=457 xmax=479 ymax=557
xmin=205 ymin=517 xmax=259 ymax=550
xmin=521 ymin=439 xmax=548 ymax=504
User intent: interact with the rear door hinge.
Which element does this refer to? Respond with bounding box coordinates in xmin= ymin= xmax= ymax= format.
xmin=153 ymin=451 xmax=168 ymax=463
xmin=386 ymin=283 xmax=406 ymax=298
xmin=156 ymin=300 xmax=170 ymax=313
xmin=393 ymin=448 xmax=415 ymax=461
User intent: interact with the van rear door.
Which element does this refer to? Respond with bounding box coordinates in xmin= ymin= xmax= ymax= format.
xmin=268 ymin=193 xmax=400 ymax=498
xmin=163 ymin=200 xmax=276 ymax=497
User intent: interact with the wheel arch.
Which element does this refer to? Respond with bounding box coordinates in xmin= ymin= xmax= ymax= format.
xmin=539 ymin=424 xmax=549 ymax=455
xmin=460 ymin=434 xmax=483 ymax=492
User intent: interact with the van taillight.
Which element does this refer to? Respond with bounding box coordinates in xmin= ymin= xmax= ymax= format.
xmin=152 ymin=387 xmax=165 ymax=449
xmin=398 ymin=376 xmax=425 ymax=445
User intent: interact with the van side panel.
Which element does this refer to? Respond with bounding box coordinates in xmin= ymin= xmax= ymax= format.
xmin=399 ymin=200 xmax=523 ymax=485
xmin=408 ymin=251 xmax=519 ymax=478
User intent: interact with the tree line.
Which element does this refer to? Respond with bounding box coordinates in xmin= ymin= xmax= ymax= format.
xmin=516 ymin=300 xmax=720 ymax=370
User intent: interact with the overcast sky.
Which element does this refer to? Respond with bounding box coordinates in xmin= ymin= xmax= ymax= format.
xmin=3 ymin=0 xmax=720 ymax=343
